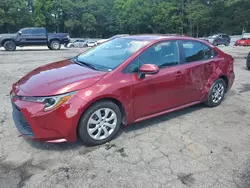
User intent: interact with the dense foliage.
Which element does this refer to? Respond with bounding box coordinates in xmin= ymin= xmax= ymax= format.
xmin=0 ymin=0 xmax=249 ymax=38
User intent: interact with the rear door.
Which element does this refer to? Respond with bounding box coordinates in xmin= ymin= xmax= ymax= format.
xmin=178 ymin=40 xmax=215 ymax=103
xmin=31 ymin=28 xmax=47 ymax=45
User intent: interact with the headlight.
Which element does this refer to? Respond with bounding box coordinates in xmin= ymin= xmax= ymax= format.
xmin=21 ymin=92 xmax=75 ymax=111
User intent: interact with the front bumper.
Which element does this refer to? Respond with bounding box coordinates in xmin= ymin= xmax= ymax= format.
xmin=11 ymin=94 xmax=87 ymax=142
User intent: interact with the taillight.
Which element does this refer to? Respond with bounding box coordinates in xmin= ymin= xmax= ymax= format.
xmin=231 ymin=58 xmax=235 ymax=64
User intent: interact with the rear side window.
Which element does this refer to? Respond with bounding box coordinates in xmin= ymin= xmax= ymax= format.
xmin=33 ymin=29 xmax=45 ymax=35
xmin=181 ymin=41 xmax=205 ymax=62
xmin=181 ymin=41 xmax=217 ymax=63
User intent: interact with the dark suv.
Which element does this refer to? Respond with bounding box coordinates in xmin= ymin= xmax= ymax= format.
xmin=208 ymin=34 xmax=231 ymax=46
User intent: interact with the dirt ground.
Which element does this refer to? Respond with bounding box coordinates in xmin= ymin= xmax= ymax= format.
xmin=0 ymin=45 xmax=250 ymax=188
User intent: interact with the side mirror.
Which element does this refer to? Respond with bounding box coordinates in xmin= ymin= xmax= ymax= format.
xmin=18 ymin=31 xmax=22 ymax=35
xmin=138 ymin=64 xmax=159 ymax=79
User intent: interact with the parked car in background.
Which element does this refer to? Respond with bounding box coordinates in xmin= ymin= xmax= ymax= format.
xmin=97 ymin=34 xmax=129 ymax=44
xmin=0 ymin=27 xmax=69 ymax=51
xmin=199 ymin=37 xmax=209 ymax=42
xmin=66 ymin=39 xmax=87 ymax=48
xmin=207 ymin=34 xmax=231 ymax=46
xmin=86 ymin=41 xmax=97 ymax=47
xmin=10 ymin=35 xmax=235 ymax=145
xmin=246 ymin=51 xmax=250 ymax=69
xmin=234 ymin=38 xmax=250 ymax=46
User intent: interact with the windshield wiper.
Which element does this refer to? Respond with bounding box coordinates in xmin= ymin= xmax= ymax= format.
xmin=72 ymin=57 xmax=99 ymax=71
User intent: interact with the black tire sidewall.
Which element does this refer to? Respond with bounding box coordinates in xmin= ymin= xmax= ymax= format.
xmin=207 ymin=79 xmax=226 ymax=107
xmin=4 ymin=41 xmax=16 ymax=51
xmin=50 ymin=40 xmax=61 ymax=50
xmin=78 ymin=101 xmax=122 ymax=146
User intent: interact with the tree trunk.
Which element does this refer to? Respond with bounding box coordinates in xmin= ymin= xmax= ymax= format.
xmin=196 ymin=26 xmax=199 ymax=38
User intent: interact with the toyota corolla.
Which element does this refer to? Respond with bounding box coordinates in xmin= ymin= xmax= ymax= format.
xmin=10 ymin=35 xmax=235 ymax=145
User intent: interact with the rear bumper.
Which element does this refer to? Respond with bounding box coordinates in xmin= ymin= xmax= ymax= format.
xmin=61 ymin=38 xmax=70 ymax=44
xmin=227 ymin=70 xmax=235 ymax=91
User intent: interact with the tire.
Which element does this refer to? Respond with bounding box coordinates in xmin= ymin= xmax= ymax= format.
xmin=247 ymin=52 xmax=250 ymax=70
xmin=49 ymin=40 xmax=61 ymax=50
xmin=205 ymin=78 xmax=226 ymax=107
xmin=4 ymin=40 xmax=16 ymax=51
xmin=225 ymin=41 xmax=229 ymax=46
xmin=47 ymin=45 xmax=52 ymax=50
xmin=70 ymin=44 xmax=74 ymax=48
xmin=213 ymin=41 xmax=218 ymax=46
xmin=78 ymin=100 xmax=122 ymax=146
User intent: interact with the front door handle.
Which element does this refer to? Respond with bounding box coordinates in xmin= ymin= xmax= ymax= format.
xmin=205 ymin=63 xmax=212 ymax=68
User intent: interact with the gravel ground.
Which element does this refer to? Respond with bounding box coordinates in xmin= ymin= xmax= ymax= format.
xmin=0 ymin=45 xmax=250 ymax=188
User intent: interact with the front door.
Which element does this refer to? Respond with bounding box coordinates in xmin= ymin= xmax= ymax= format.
xmin=129 ymin=40 xmax=187 ymax=119
xmin=18 ymin=28 xmax=33 ymax=46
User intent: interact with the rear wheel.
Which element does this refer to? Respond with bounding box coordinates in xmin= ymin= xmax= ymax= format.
xmin=225 ymin=41 xmax=229 ymax=46
xmin=4 ymin=40 xmax=16 ymax=51
xmin=78 ymin=101 xmax=122 ymax=146
xmin=49 ymin=40 xmax=61 ymax=50
xmin=205 ymin=79 xmax=226 ymax=107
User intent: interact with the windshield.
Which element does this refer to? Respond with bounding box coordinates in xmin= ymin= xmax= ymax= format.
xmin=76 ymin=38 xmax=150 ymax=71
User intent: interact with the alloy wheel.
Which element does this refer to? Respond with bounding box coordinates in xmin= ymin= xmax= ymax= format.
xmin=87 ymin=108 xmax=117 ymax=140
xmin=212 ymin=82 xmax=225 ymax=104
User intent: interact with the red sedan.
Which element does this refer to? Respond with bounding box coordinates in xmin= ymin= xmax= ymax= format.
xmin=234 ymin=38 xmax=250 ymax=46
xmin=10 ymin=35 xmax=235 ymax=145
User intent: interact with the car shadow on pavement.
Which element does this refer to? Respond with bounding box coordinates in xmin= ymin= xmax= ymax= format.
xmin=14 ymin=49 xmax=68 ymax=52
xmin=24 ymin=103 xmax=205 ymax=150
xmin=23 ymin=138 xmax=84 ymax=151
xmin=118 ymin=103 xmax=205 ymax=136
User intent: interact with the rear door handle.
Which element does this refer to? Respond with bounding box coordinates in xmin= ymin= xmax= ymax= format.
xmin=175 ymin=71 xmax=183 ymax=77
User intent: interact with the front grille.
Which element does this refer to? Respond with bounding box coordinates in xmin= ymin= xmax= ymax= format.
xmin=12 ymin=102 xmax=34 ymax=137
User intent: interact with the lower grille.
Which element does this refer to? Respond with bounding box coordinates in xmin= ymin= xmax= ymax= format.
xmin=12 ymin=102 xmax=34 ymax=137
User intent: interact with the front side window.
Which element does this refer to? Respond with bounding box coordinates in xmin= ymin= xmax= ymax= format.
xmin=76 ymin=38 xmax=150 ymax=71
xmin=21 ymin=29 xmax=32 ymax=35
xmin=124 ymin=41 xmax=180 ymax=73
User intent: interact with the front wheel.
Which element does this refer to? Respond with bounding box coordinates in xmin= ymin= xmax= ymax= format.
xmin=205 ymin=79 xmax=226 ymax=107
xmin=78 ymin=101 xmax=122 ymax=146
xmin=49 ymin=40 xmax=61 ymax=50
xmin=4 ymin=40 xmax=16 ymax=51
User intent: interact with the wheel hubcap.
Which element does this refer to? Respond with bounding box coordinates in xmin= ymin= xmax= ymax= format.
xmin=87 ymin=108 xmax=117 ymax=140
xmin=8 ymin=43 xmax=14 ymax=49
xmin=212 ymin=82 xmax=224 ymax=103
xmin=53 ymin=42 xmax=59 ymax=49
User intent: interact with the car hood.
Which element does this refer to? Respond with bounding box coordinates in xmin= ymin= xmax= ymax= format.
xmin=0 ymin=33 xmax=16 ymax=38
xmin=14 ymin=59 xmax=107 ymax=96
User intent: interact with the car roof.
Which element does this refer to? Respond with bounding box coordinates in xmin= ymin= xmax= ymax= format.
xmin=121 ymin=34 xmax=193 ymax=41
